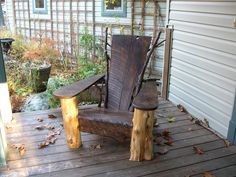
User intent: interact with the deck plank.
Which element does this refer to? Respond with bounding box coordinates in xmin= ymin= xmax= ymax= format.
xmin=1 ymin=100 xmax=236 ymax=177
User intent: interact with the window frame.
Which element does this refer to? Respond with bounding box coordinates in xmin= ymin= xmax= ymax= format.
xmin=101 ymin=0 xmax=127 ymax=17
xmin=32 ymin=0 xmax=48 ymax=14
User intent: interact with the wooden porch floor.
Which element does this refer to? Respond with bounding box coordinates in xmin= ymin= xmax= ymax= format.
xmin=1 ymin=99 xmax=236 ymax=177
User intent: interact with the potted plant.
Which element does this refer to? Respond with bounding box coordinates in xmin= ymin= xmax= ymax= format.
xmin=22 ymin=37 xmax=59 ymax=93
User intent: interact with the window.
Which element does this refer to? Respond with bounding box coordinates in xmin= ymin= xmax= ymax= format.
xmin=102 ymin=0 xmax=127 ymax=17
xmin=33 ymin=0 xmax=47 ymax=14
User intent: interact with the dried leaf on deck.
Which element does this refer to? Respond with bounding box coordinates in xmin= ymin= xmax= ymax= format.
xmin=157 ymin=113 xmax=165 ymax=118
xmin=164 ymin=139 xmax=173 ymax=146
xmin=48 ymin=137 xmax=57 ymax=144
xmin=188 ymin=128 xmax=192 ymax=131
xmin=177 ymin=104 xmax=186 ymax=112
xmin=167 ymin=116 xmax=176 ymax=123
xmin=45 ymin=125 xmax=55 ymax=130
xmin=154 ymin=122 xmax=159 ymax=127
xmin=5 ymin=125 xmax=13 ymax=131
xmin=223 ymin=139 xmax=230 ymax=148
xmin=203 ymin=118 xmax=210 ymax=128
xmin=162 ymin=129 xmax=171 ymax=138
xmin=90 ymin=144 xmax=102 ymax=150
xmin=157 ymin=147 xmax=169 ymax=155
xmin=48 ymin=114 xmax=57 ymax=119
xmin=37 ymin=118 xmax=44 ymax=122
xmin=154 ymin=137 xmax=163 ymax=145
xmin=203 ymin=171 xmax=216 ymax=177
xmin=38 ymin=142 xmax=49 ymax=149
xmin=11 ymin=144 xmax=25 ymax=156
xmin=193 ymin=146 xmax=204 ymax=155
xmin=35 ymin=125 xmax=45 ymax=130
xmin=11 ymin=118 xmax=17 ymax=124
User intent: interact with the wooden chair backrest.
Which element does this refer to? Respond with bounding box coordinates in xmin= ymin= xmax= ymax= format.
xmin=107 ymin=35 xmax=152 ymax=111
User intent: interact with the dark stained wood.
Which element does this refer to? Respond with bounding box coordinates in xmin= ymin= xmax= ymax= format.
xmin=53 ymin=74 xmax=105 ymax=98
xmin=3 ymin=100 xmax=236 ymax=177
xmin=79 ymin=108 xmax=133 ymax=142
xmin=107 ymin=35 xmax=152 ymax=111
xmin=133 ymin=81 xmax=159 ymax=110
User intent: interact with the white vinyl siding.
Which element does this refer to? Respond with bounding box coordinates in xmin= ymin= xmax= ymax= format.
xmin=168 ymin=0 xmax=236 ymax=137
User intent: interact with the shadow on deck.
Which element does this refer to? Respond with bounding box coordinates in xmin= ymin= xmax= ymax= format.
xmin=1 ymin=99 xmax=236 ymax=177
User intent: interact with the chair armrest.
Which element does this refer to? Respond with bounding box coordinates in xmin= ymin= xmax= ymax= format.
xmin=53 ymin=74 xmax=105 ymax=99
xmin=132 ymin=80 xmax=159 ymax=110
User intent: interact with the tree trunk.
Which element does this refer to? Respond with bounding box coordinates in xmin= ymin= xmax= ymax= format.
xmin=130 ymin=108 xmax=154 ymax=161
xmin=60 ymin=97 xmax=81 ymax=148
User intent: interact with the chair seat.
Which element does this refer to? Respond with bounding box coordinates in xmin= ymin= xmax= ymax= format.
xmin=79 ymin=108 xmax=133 ymax=142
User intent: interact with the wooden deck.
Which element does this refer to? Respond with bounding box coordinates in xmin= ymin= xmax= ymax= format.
xmin=1 ymin=99 xmax=236 ymax=177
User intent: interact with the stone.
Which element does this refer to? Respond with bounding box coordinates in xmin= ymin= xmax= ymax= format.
xmin=21 ymin=92 xmax=49 ymax=112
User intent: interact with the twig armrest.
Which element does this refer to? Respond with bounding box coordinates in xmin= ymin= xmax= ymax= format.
xmin=53 ymin=74 xmax=105 ymax=99
xmin=132 ymin=80 xmax=159 ymax=111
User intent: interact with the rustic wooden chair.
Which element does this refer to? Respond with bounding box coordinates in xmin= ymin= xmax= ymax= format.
xmin=54 ymin=29 xmax=162 ymax=161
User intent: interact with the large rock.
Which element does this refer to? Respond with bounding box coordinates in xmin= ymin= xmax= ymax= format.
xmin=21 ymin=92 xmax=49 ymax=112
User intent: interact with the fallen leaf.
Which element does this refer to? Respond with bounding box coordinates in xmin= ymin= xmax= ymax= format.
xmin=167 ymin=116 xmax=176 ymax=123
xmin=188 ymin=128 xmax=192 ymax=131
xmin=203 ymin=118 xmax=210 ymax=128
xmin=48 ymin=114 xmax=57 ymax=119
xmin=223 ymin=139 xmax=230 ymax=148
xmin=154 ymin=122 xmax=159 ymax=127
xmin=193 ymin=146 xmax=204 ymax=155
xmin=37 ymin=118 xmax=44 ymax=122
xmin=154 ymin=138 xmax=163 ymax=145
xmin=38 ymin=142 xmax=48 ymax=149
xmin=96 ymin=144 xmax=102 ymax=149
xmin=157 ymin=147 xmax=169 ymax=155
xmin=194 ymin=119 xmax=201 ymax=125
xmin=5 ymin=125 xmax=13 ymax=131
xmin=19 ymin=146 xmax=25 ymax=156
xmin=35 ymin=125 xmax=45 ymax=130
xmin=45 ymin=125 xmax=55 ymax=130
xmin=164 ymin=140 xmax=173 ymax=146
xmin=90 ymin=144 xmax=102 ymax=150
xmin=10 ymin=144 xmax=25 ymax=156
xmin=162 ymin=129 xmax=170 ymax=138
xmin=11 ymin=118 xmax=17 ymax=124
xmin=48 ymin=137 xmax=57 ymax=144
xmin=203 ymin=171 xmax=216 ymax=177
xmin=177 ymin=104 xmax=186 ymax=112
xmin=157 ymin=113 xmax=165 ymax=118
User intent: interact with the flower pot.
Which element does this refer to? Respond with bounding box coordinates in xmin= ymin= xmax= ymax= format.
xmin=30 ymin=64 xmax=51 ymax=93
xmin=0 ymin=38 xmax=15 ymax=54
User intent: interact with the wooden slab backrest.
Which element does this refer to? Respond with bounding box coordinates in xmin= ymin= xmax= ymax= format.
xmin=107 ymin=35 xmax=152 ymax=111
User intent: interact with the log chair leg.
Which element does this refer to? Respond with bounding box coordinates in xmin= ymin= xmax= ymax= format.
xmin=130 ymin=108 xmax=154 ymax=161
xmin=60 ymin=97 xmax=81 ymax=149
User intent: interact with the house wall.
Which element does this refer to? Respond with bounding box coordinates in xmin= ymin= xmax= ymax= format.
xmin=5 ymin=0 xmax=166 ymax=77
xmin=167 ymin=0 xmax=236 ymax=137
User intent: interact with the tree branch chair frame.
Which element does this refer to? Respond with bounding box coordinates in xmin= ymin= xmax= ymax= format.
xmin=54 ymin=29 xmax=162 ymax=161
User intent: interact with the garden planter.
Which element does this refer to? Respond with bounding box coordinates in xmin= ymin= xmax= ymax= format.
xmin=0 ymin=38 xmax=15 ymax=54
xmin=30 ymin=64 xmax=51 ymax=93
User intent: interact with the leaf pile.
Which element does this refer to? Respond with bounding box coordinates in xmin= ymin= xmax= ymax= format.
xmin=38 ymin=128 xmax=62 ymax=149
